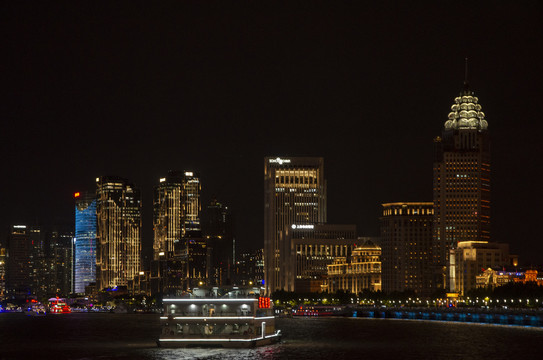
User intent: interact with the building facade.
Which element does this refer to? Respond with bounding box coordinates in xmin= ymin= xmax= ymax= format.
xmin=326 ymin=239 xmax=382 ymax=294
xmin=380 ymin=202 xmax=434 ymax=296
xmin=152 ymin=171 xmax=205 ymax=295
xmin=203 ymin=198 xmax=234 ymax=286
xmin=433 ymin=83 xmax=490 ymax=290
xmin=96 ymin=176 xmax=142 ymax=291
xmin=183 ymin=171 xmax=201 ymax=234
xmin=264 ymin=156 xmax=327 ymax=294
xmin=51 ymin=229 xmax=74 ymax=296
xmin=74 ymin=191 xmax=97 ymax=294
xmin=449 ymin=241 xmax=510 ymax=295
xmin=153 ymin=171 xmax=184 ymax=261
xmin=5 ymin=225 xmax=33 ymax=298
xmin=0 ymin=248 xmax=6 ymax=300
xmin=282 ymin=223 xmax=357 ymax=292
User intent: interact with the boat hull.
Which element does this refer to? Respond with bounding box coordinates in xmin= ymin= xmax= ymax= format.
xmin=158 ymin=332 xmax=282 ymax=348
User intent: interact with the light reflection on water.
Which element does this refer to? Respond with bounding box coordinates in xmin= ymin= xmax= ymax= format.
xmin=2 ymin=313 xmax=543 ymax=359
xmin=141 ymin=346 xmax=283 ymax=360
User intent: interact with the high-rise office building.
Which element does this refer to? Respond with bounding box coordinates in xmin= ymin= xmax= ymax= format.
xmin=264 ymin=156 xmax=327 ymax=294
xmin=51 ymin=229 xmax=74 ymax=296
xmin=74 ymin=191 xmax=97 ymax=294
xmin=152 ymin=171 xmax=204 ymax=295
xmin=153 ymin=171 xmax=184 ymax=261
xmin=96 ymin=176 xmax=142 ymax=291
xmin=0 ymin=248 xmax=7 ymax=300
xmin=5 ymin=225 xmax=33 ymax=297
xmin=203 ymin=198 xmax=234 ymax=286
xmin=380 ymin=202 xmax=434 ymax=296
xmin=433 ymin=81 xmax=490 ymax=290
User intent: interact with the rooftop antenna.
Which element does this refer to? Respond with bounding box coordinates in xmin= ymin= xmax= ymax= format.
xmin=463 ymin=57 xmax=469 ymax=91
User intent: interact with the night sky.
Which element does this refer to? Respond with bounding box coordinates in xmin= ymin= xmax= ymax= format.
xmin=2 ymin=2 xmax=542 ymax=264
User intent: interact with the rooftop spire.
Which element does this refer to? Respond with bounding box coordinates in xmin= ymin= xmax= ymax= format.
xmin=463 ymin=57 xmax=469 ymax=91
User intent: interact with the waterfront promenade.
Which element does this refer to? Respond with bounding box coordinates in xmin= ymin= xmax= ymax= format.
xmin=352 ymin=306 xmax=543 ymax=327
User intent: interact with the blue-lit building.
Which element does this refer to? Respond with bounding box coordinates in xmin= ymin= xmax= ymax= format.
xmin=74 ymin=191 xmax=97 ymax=294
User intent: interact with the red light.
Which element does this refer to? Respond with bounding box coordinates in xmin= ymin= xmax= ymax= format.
xmin=74 ymin=192 xmax=80 ymax=198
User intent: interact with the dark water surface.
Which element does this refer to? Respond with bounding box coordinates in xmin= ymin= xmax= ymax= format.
xmin=1 ymin=313 xmax=543 ymax=359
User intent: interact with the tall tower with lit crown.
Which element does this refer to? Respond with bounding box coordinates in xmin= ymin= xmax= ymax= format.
xmin=433 ymin=75 xmax=491 ymax=290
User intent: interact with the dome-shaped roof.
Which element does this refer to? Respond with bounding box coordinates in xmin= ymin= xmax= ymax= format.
xmin=443 ymin=87 xmax=488 ymax=131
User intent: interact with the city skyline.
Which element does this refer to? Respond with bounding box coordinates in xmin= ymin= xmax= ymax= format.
xmin=2 ymin=2 xmax=543 ymax=265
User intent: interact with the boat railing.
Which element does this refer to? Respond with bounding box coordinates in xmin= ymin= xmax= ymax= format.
xmin=167 ymin=311 xmax=269 ymax=318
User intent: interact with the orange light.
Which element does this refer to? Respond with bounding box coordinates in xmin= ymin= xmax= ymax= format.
xmin=74 ymin=192 xmax=80 ymax=198
xmin=259 ymin=297 xmax=271 ymax=309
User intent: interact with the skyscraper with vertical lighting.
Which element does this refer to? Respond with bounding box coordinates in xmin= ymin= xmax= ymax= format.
xmin=183 ymin=171 xmax=201 ymax=234
xmin=433 ymin=80 xmax=490 ymax=290
xmin=264 ymin=157 xmax=326 ymax=294
xmin=152 ymin=171 xmax=203 ymax=294
xmin=153 ymin=171 xmax=184 ymax=261
xmin=74 ymin=191 xmax=97 ymax=293
xmin=96 ymin=176 xmax=142 ymax=291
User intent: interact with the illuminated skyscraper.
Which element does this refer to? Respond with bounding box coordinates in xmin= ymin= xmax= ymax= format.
xmin=74 ymin=191 xmax=97 ymax=293
xmin=433 ymin=81 xmax=490 ymax=290
xmin=0 ymin=248 xmax=6 ymax=300
xmin=183 ymin=171 xmax=201 ymax=233
xmin=152 ymin=171 xmax=203 ymax=294
xmin=264 ymin=157 xmax=326 ymax=294
xmin=153 ymin=171 xmax=184 ymax=260
xmin=96 ymin=176 xmax=142 ymax=291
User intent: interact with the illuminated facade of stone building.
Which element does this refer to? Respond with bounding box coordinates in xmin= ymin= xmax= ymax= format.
xmin=264 ymin=157 xmax=327 ymax=294
xmin=380 ymin=202 xmax=434 ymax=296
xmin=433 ymin=83 xmax=491 ymax=290
xmin=326 ymin=239 xmax=382 ymax=293
xmin=449 ymin=241 xmax=510 ymax=295
xmin=281 ymin=223 xmax=357 ymax=292
xmin=96 ymin=176 xmax=142 ymax=291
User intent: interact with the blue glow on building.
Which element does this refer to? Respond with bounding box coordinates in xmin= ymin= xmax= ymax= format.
xmin=74 ymin=193 xmax=97 ymax=294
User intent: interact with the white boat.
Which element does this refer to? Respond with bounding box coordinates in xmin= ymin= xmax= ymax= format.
xmin=157 ymin=287 xmax=282 ymax=348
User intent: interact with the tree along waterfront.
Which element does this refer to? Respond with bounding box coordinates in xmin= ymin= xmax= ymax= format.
xmin=271 ymin=282 xmax=543 ymax=310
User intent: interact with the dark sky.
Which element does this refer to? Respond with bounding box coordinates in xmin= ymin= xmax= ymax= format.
xmin=2 ymin=2 xmax=542 ymax=264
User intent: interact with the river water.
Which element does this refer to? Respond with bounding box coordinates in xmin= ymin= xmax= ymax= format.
xmin=1 ymin=313 xmax=543 ymax=359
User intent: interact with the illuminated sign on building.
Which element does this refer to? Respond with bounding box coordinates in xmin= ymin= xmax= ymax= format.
xmin=74 ymin=192 xmax=80 ymax=198
xmin=291 ymin=224 xmax=314 ymax=230
xmin=269 ymin=157 xmax=291 ymax=165
xmin=185 ymin=171 xmax=194 ymax=177
xmin=258 ymin=297 xmax=271 ymax=309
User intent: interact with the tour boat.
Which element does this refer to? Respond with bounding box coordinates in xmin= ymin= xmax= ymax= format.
xmin=48 ymin=297 xmax=71 ymax=314
xmin=157 ymin=287 xmax=282 ymax=348
xmin=24 ymin=301 xmax=47 ymax=316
